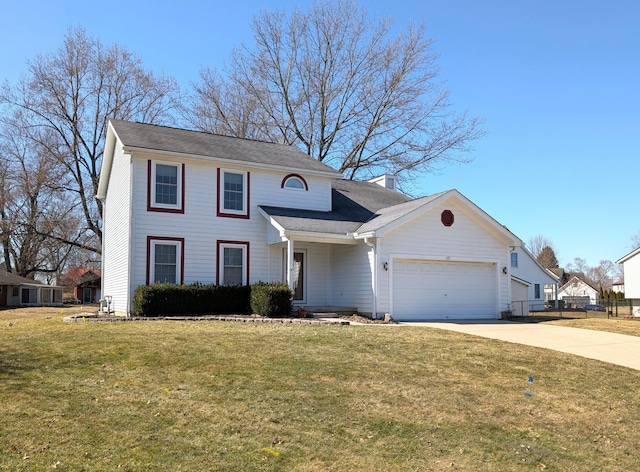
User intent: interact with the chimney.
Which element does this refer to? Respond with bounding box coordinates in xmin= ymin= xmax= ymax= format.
xmin=368 ymin=174 xmax=396 ymax=191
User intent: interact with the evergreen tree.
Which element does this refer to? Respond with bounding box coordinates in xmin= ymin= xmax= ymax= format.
xmin=537 ymin=246 xmax=559 ymax=269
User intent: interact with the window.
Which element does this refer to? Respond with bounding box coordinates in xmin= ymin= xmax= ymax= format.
xmin=534 ymin=283 xmax=541 ymax=299
xmin=148 ymin=160 xmax=184 ymax=213
xmin=511 ymin=252 xmax=518 ymax=268
xmin=217 ymin=241 xmax=249 ymax=285
xmin=281 ymin=173 xmax=308 ymax=191
xmin=147 ymin=237 xmax=184 ymax=284
xmin=218 ymin=169 xmax=249 ymax=218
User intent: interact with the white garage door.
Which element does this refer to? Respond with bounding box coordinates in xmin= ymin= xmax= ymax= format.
xmin=392 ymin=259 xmax=497 ymax=320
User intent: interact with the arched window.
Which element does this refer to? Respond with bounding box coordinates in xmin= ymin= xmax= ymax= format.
xmin=281 ymin=174 xmax=308 ymax=191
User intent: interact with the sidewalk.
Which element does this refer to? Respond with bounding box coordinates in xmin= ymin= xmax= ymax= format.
xmin=404 ymin=320 xmax=640 ymax=371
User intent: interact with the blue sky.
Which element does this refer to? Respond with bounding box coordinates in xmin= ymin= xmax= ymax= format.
xmin=2 ymin=0 xmax=639 ymax=267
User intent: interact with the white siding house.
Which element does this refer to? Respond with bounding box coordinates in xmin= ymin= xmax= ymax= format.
xmin=99 ymin=120 xmax=528 ymax=320
xmin=557 ymin=276 xmax=599 ymax=308
xmin=509 ymin=247 xmax=559 ymax=315
xmin=617 ymin=248 xmax=640 ymax=316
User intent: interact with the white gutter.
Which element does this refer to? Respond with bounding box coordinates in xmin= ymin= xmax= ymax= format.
xmin=364 ymin=237 xmax=377 ymax=320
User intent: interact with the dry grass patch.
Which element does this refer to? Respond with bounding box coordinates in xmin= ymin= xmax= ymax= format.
xmin=516 ymin=314 xmax=640 ymax=337
xmin=2 ymin=309 xmax=640 ymax=470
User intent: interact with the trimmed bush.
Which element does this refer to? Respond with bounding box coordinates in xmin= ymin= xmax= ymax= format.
xmin=250 ymin=282 xmax=293 ymax=317
xmin=133 ymin=283 xmax=251 ymax=317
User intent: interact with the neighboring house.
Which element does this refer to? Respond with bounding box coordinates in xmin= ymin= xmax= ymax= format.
xmin=617 ymin=248 xmax=640 ymax=316
xmin=612 ymin=280 xmax=625 ymax=294
xmin=59 ymin=268 xmax=102 ymax=303
xmin=0 ymin=271 xmax=63 ymax=307
xmin=509 ymin=247 xmax=559 ymax=316
xmin=557 ymin=276 xmax=599 ymax=308
xmin=98 ymin=120 xmax=525 ymax=320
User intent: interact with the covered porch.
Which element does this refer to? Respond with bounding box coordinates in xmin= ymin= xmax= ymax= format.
xmin=259 ymin=205 xmax=378 ymax=317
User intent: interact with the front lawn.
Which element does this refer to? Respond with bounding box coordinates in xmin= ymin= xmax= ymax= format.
xmin=2 ymin=308 xmax=640 ymax=470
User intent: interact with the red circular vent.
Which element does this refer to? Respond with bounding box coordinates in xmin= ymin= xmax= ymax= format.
xmin=441 ymin=210 xmax=454 ymax=227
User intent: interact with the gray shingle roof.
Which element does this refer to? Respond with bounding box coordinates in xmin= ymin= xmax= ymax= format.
xmin=356 ymin=191 xmax=448 ymax=234
xmin=109 ymin=120 xmax=341 ymax=175
xmin=260 ymin=180 xmax=437 ymax=236
xmin=0 ymin=271 xmax=51 ymax=287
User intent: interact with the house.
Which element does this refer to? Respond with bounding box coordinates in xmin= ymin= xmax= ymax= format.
xmin=509 ymin=247 xmax=559 ymax=316
xmin=59 ymin=268 xmax=102 ymax=304
xmin=557 ymin=276 xmax=599 ymax=309
xmin=612 ymin=280 xmax=625 ymax=294
xmin=617 ymin=248 xmax=640 ymax=316
xmin=0 ymin=271 xmax=64 ymax=307
xmin=98 ymin=120 xmax=526 ymax=320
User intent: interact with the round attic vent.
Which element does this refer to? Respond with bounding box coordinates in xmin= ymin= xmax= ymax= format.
xmin=441 ymin=209 xmax=454 ymax=227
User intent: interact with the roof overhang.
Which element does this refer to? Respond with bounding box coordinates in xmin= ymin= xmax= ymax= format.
xmin=258 ymin=207 xmax=357 ymax=245
xmin=617 ymin=247 xmax=640 ymax=264
xmin=354 ymin=189 xmax=522 ymax=247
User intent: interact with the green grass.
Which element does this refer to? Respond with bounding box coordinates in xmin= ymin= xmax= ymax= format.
xmin=2 ymin=309 xmax=640 ymax=470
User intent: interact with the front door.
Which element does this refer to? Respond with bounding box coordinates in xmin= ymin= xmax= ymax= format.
xmin=83 ymin=288 xmax=92 ymax=304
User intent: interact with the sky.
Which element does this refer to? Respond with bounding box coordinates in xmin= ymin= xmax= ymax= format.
xmin=2 ymin=0 xmax=639 ymax=268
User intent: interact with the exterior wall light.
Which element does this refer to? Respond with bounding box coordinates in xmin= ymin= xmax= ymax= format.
xmin=383 ymin=262 xmax=388 ymax=271
xmin=503 ymin=266 xmax=508 ymax=275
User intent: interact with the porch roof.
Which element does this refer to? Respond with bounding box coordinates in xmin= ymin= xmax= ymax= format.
xmin=259 ymin=179 xmax=412 ymax=238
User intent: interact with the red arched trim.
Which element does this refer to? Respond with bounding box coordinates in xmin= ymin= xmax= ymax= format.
xmin=281 ymin=173 xmax=308 ymax=191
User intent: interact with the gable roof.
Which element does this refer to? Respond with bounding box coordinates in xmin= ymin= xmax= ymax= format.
xmin=558 ymin=275 xmax=598 ymax=293
xmin=98 ymin=120 xmax=342 ymax=199
xmin=261 ymin=184 xmax=522 ymax=247
xmin=617 ymin=247 xmax=640 ymax=264
xmin=354 ymin=189 xmax=521 ymax=245
xmin=112 ymin=120 xmax=340 ymax=174
xmin=517 ymin=246 xmax=560 ymax=283
xmin=259 ymin=179 xmax=410 ymax=238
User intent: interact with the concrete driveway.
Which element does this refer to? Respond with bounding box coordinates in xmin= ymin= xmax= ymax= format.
xmin=404 ymin=320 xmax=640 ymax=371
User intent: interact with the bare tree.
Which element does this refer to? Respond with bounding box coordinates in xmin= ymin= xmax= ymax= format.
xmin=0 ymin=116 xmax=80 ymax=278
xmin=527 ymin=235 xmax=559 ymax=269
xmin=630 ymin=231 xmax=640 ymax=250
xmin=527 ymin=235 xmax=555 ymax=258
xmin=186 ymin=0 xmax=485 ymax=182
xmin=0 ymin=27 xmax=179 ymax=254
xmin=565 ymin=257 xmax=617 ymax=290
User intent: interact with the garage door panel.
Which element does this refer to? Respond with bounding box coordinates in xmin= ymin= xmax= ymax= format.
xmin=393 ymin=260 xmax=496 ymax=320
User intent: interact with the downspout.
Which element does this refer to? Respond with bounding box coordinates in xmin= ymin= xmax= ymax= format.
xmin=364 ymin=237 xmax=377 ymax=320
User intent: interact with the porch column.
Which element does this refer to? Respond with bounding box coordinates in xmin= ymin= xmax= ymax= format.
xmin=286 ymin=237 xmax=295 ymax=291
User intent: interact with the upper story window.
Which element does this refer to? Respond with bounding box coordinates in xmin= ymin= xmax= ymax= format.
xmin=148 ymin=160 xmax=184 ymax=213
xmin=511 ymin=252 xmax=518 ymax=268
xmin=281 ymin=173 xmax=308 ymax=191
xmin=147 ymin=237 xmax=184 ymax=285
xmin=217 ymin=169 xmax=250 ymax=218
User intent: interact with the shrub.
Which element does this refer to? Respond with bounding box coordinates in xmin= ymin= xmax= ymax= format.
xmin=133 ymin=283 xmax=251 ymax=317
xmin=250 ymin=282 xmax=292 ymax=317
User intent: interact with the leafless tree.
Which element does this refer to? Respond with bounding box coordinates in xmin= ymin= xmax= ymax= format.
xmin=0 ymin=115 xmax=81 ymax=278
xmin=186 ymin=0 xmax=485 ymax=182
xmin=630 ymin=231 xmax=640 ymax=251
xmin=527 ymin=235 xmax=559 ymax=269
xmin=0 ymin=27 xmax=179 ymax=255
xmin=565 ymin=257 xmax=617 ymax=290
